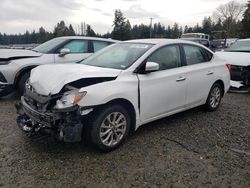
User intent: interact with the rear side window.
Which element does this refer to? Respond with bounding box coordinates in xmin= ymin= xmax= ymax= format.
xmin=147 ymin=45 xmax=181 ymax=70
xmin=183 ymin=45 xmax=212 ymax=65
xmin=93 ymin=41 xmax=109 ymax=52
xmin=63 ymin=40 xmax=88 ymax=53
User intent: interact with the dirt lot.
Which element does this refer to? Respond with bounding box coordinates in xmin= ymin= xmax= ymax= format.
xmin=0 ymin=93 xmax=249 ymax=188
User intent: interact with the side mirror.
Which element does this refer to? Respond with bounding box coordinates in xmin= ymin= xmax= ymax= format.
xmin=59 ymin=48 xmax=71 ymax=57
xmin=145 ymin=62 xmax=159 ymax=73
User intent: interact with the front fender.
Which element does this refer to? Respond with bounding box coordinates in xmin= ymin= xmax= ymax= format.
xmin=78 ymin=75 xmax=139 ymax=110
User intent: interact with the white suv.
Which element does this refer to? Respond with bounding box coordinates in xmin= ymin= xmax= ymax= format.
xmin=16 ymin=39 xmax=230 ymax=151
xmin=0 ymin=36 xmax=117 ymax=97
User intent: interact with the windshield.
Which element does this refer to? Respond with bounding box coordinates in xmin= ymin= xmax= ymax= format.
xmin=33 ymin=38 xmax=67 ymax=53
xmin=225 ymin=41 xmax=250 ymax=52
xmin=82 ymin=43 xmax=153 ymax=70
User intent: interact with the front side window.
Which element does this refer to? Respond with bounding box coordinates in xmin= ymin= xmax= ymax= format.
xmin=93 ymin=41 xmax=109 ymax=52
xmin=63 ymin=40 xmax=88 ymax=53
xmin=83 ymin=43 xmax=153 ymax=70
xmin=183 ymin=45 xmax=208 ymax=65
xmin=147 ymin=45 xmax=181 ymax=70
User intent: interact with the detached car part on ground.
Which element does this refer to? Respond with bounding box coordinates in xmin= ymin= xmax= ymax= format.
xmin=0 ymin=36 xmax=117 ymax=97
xmin=216 ymin=39 xmax=250 ymax=88
xmin=16 ymin=39 xmax=230 ymax=152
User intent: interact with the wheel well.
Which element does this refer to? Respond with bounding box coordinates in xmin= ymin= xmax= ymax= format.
xmin=14 ymin=66 xmax=36 ymax=87
xmin=214 ymin=80 xmax=225 ymax=97
xmin=106 ymin=98 xmax=136 ymax=133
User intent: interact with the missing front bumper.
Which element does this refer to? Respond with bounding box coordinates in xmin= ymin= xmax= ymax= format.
xmin=16 ymin=96 xmax=83 ymax=143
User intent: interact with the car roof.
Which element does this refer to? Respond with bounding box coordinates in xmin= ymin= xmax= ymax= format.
xmin=56 ymin=36 xmax=119 ymax=42
xmin=123 ymin=38 xmax=203 ymax=45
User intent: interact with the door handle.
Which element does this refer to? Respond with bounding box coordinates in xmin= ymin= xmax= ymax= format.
xmin=176 ymin=76 xmax=186 ymax=82
xmin=206 ymin=71 xmax=214 ymax=75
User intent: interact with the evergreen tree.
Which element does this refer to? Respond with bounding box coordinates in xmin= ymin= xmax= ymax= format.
xmin=38 ymin=27 xmax=47 ymax=43
xmin=30 ymin=30 xmax=38 ymax=43
xmin=193 ymin=23 xmax=203 ymax=33
xmin=0 ymin=33 xmax=3 ymax=45
xmin=171 ymin=23 xmax=180 ymax=38
xmin=112 ymin=10 xmax=131 ymax=40
xmin=68 ymin=24 xmax=76 ymax=36
xmin=202 ymin=17 xmax=212 ymax=34
xmin=139 ymin=24 xmax=150 ymax=38
xmin=86 ymin=25 xmax=96 ymax=37
xmin=53 ymin=21 xmax=76 ymax=37
xmin=54 ymin=21 xmax=66 ymax=37
xmin=213 ymin=18 xmax=223 ymax=31
xmin=241 ymin=1 xmax=250 ymax=37
xmin=24 ymin=31 xmax=30 ymax=44
xmin=184 ymin=25 xmax=189 ymax=33
xmin=124 ymin=20 xmax=132 ymax=39
xmin=165 ymin=25 xmax=172 ymax=38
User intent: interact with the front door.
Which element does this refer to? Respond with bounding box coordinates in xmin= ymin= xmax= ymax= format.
xmin=138 ymin=45 xmax=187 ymax=122
xmin=54 ymin=39 xmax=92 ymax=64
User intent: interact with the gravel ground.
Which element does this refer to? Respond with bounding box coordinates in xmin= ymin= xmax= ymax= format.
xmin=0 ymin=93 xmax=249 ymax=188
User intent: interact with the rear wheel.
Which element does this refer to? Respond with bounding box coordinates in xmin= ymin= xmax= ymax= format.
xmin=18 ymin=72 xmax=30 ymax=95
xmin=87 ymin=104 xmax=131 ymax=152
xmin=205 ymin=83 xmax=223 ymax=111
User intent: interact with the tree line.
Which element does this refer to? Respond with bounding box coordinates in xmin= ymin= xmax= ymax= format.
xmin=0 ymin=0 xmax=250 ymax=45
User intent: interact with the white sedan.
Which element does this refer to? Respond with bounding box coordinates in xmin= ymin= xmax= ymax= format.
xmin=16 ymin=39 xmax=230 ymax=151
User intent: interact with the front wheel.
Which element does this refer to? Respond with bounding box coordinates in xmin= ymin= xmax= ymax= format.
xmin=18 ymin=72 xmax=30 ymax=95
xmin=205 ymin=83 xmax=223 ymax=111
xmin=88 ymin=104 xmax=131 ymax=152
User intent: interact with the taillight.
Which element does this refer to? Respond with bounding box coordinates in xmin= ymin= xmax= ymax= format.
xmin=226 ymin=64 xmax=232 ymax=71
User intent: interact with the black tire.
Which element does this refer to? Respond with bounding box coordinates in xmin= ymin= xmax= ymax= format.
xmin=205 ymin=83 xmax=223 ymax=111
xmin=18 ymin=72 xmax=30 ymax=95
xmin=87 ymin=104 xmax=131 ymax=152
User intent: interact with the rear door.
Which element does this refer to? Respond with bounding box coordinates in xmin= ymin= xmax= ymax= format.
xmin=138 ymin=45 xmax=187 ymax=122
xmin=182 ymin=44 xmax=216 ymax=107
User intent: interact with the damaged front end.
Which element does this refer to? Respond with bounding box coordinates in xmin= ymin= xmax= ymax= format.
xmin=15 ymin=83 xmax=88 ymax=143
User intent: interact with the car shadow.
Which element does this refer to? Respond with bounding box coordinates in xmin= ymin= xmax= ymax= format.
xmin=0 ymin=91 xmax=20 ymax=100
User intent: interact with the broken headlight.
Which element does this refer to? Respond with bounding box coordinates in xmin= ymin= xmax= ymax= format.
xmin=55 ymin=90 xmax=87 ymax=109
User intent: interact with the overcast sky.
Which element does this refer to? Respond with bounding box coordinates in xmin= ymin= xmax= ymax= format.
xmin=0 ymin=0 xmax=248 ymax=34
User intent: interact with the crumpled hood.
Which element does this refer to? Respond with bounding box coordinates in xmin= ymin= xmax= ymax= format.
xmin=0 ymin=49 xmax=42 ymax=60
xmin=30 ymin=64 xmax=122 ymax=96
xmin=215 ymin=51 xmax=250 ymax=66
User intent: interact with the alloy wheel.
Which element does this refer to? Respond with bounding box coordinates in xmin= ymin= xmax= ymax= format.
xmin=209 ymin=86 xmax=221 ymax=108
xmin=99 ymin=112 xmax=127 ymax=147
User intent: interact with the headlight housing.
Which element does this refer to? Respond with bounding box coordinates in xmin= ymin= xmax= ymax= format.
xmin=55 ymin=90 xmax=87 ymax=109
